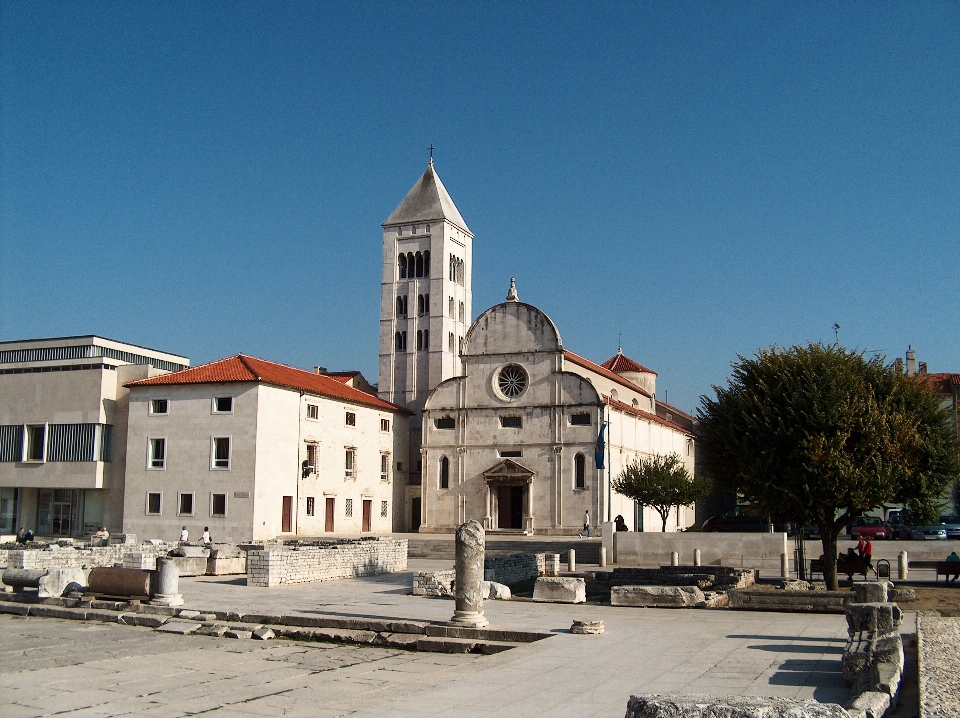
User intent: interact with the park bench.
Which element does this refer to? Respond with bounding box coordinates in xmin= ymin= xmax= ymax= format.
xmin=934 ymin=561 xmax=960 ymax=582
xmin=809 ymin=556 xmax=867 ymax=580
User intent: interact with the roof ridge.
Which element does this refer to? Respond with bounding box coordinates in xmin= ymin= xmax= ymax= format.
xmin=235 ymin=354 xmax=261 ymax=381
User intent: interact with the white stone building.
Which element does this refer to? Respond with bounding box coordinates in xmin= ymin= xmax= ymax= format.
xmin=378 ymin=158 xmax=473 ymax=530
xmin=0 ymin=336 xmax=189 ymax=538
xmin=419 ymin=285 xmax=697 ymax=535
xmin=123 ymin=354 xmax=410 ymax=542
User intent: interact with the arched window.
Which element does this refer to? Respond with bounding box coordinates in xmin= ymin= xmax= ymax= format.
xmin=610 ymin=389 xmax=618 ymax=401
xmin=423 ymin=293 xmax=429 ymax=314
xmin=407 ymin=252 xmax=415 ymax=277
xmin=401 ymin=331 xmax=407 ymax=351
xmin=423 ymin=250 xmax=430 ymax=276
xmin=416 ymin=330 xmax=423 ymax=350
xmin=417 ymin=294 xmax=424 ymax=315
xmin=575 ymin=453 xmax=586 ymax=489
xmin=448 ymin=332 xmax=455 ymax=352
xmin=415 ymin=252 xmax=424 ymax=277
xmin=402 ymin=296 xmax=407 ymax=315
xmin=632 ymin=398 xmax=639 ymax=409
xmin=396 ymin=297 xmax=405 ymax=317
xmin=398 ymin=254 xmax=407 ymax=279
xmin=423 ymin=330 xmax=429 ymax=349
xmin=459 ymin=301 xmax=464 ymax=323
xmin=395 ymin=332 xmax=403 ymax=351
xmin=439 ymin=456 xmax=449 ymax=489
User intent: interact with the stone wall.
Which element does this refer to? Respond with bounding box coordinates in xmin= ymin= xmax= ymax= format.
xmin=246 ymin=537 xmax=407 ymax=588
xmin=611 ymin=565 xmax=755 ymax=591
xmin=610 ymin=531 xmax=788 ymax=570
xmin=484 ymin=553 xmax=544 ymax=585
xmin=7 ymin=543 xmax=177 ymax=571
xmin=413 ymin=569 xmax=455 ymax=596
xmin=918 ymin=611 xmax=960 ymax=718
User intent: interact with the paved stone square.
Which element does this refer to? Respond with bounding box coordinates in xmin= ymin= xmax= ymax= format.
xmin=0 ymin=562 xmax=853 ymax=717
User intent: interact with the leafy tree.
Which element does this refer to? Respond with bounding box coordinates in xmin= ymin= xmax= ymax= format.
xmin=613 ymin=453 xmax=712 ymax=532
xmin=698 ymin=343 xmax=960 ymax=590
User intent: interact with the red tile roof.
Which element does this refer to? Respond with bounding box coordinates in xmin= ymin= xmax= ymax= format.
xmin=919 ymin=372 xmax=960 ymax=395
xmin=125 ymin=355 xmax=411 ymax=414
xmin=564 ymin=350 xmax=652 ymax=398
xmin=601 ymin=352 xmax=658 ymax=376
xmin=603 ymin=395 xmax=695 ymax=437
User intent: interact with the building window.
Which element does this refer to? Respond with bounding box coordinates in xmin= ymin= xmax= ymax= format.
xmin=418 ymin=294 xmax=424 ymax=315
xmin=417 ymin=330 xmax=423 ymax=350
xmin=211 ymin=493 xmax=227 ymax=517
xmin=146 ymin=492 xmax=162 ymax=515
xmin=448 ymin=296 xmax=454 ymax=318
xmin=307 ymin=404 xmax=319 ymax=420
xmin=345 ymin=411 xmax=356 ymax=426
xmin=25 ymin=425 xmax=45 ymax=462
xmin=398 ymin=253 xmax=407 ymax=278
xmin=439 ymin=456 xmax=449 ymax=489
xmin=381 ymin=500 xmax=389 ymax=518
xmin=435 ymin=416 xmax=455 ymax=430
xmin=686 ymin=439 xmax=693 ymax=457
xmin=575 ymin=453 xmax=586 ymax=489
xmin=497 ymin=364 xmax=528 ymax=399
xmin=306 ymin=496 xmax=315 ymax=516
xmin=345 ymin=448 xmax=356 ymax=479
xmin=345 ymin=498 xmax=353 ymax=517
xmin=499 ymin=450 xmax=522 ymax=458
xmin=458 ymin=336 xmax=464 ymax=354
xmin=381 ymin=453 xmax=390 ymax=482
xmin=150 ymin=399 xmax=168 ymax=415
xmin=448 ymin=332 xmax=455 ymax=352
xmin=212 ymin=437 xmax=230 ymax=469
xmin=213 ymin=397 xmax=233 ymax=413
xmin=423 ymin=330 xmax=429 ymax=349
xmin=459 ymin=301 xmax=465 ymax=323
xmin=178 ymin=493 xmax=194 ymax=516
xmin=395 ymin=331 xmax=407 ymax=352
xmin=570 ymin=413 xmax=591 ymax=426
xmin=148 ymin=438 xmax=166 ymax=469
xmin=500 ymin=416 xmax=522 ymax=428
xmin=380 ymin=418 xmax=390 ymax=432
xmin=306 ymin=443 xmax=317 ymax=470
xmin=0 ymin=425 xmax=24 ymax=462
xmin=46 ymin=423 xmax=99 ymax=462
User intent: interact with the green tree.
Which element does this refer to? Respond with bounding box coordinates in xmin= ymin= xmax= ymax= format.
xmin=698 ymin=343 xmax=960 ymax=590
xmin=612 ymin=453 xmax=712 ymax=532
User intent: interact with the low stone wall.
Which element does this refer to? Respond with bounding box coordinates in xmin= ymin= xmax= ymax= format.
xmin=484 ymin=553 xmax=544 ymax=585
xmin=611 ymin=565 xmax=755 ymax=591
xmin=246 ymin=537 xmax=407 ymax=587
xmin=7 ymin=543 xmax=176 ymax=571
xmin=413 ymin=569 xmax=455 ymax=596
xmin=728 ymin=588 xmax=850 ymax=613
xmin=917 ymin=611 xmax=959 ymax=718
xmin=625 ymin=694 xmax=850 ymax=717
xmin=842 ymin=590 xmax=904 ymax=718
xmin=610 ymin=531 xmax=788 ymax=570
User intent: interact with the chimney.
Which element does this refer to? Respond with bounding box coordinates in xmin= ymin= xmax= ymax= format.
xmin=906 ymin=347 xmax=916 ymax=378
xmin=314 ymin=366 xmax=327 ymax=375
xmin=893 ymin=358 xmax=903 ymax=375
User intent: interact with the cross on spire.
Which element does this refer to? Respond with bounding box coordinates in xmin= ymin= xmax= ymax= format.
xmin=428 ymin=144 xmax=435 ymax=166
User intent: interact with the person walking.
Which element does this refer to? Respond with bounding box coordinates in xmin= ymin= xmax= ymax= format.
xmin=860 ymin=537 xmax=876 ymax=579
xmin=578 ymin=510 xmax=591 ymax=538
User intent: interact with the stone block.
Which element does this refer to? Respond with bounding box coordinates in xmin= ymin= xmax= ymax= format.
xmin=381 ymin=632 xmax=420 ymax=649
xmin=611 ymin=585 xmax=705 ymax=608
xmin=225 ymin=630 xmax=253 ymax=639
xmin=888 ymin=588 xmax=917 ymax=603
xmin=0 ymin=602 xmax=29 ymax=615
xmin=487 ymin=581 xmax=511 ymax=600
xmin=178 ymin=609 xmax=202 ymax=619
xmin=252 ymin=628 xmax=275 ymax=640
xmin=85 ymin=609 xmax=125 ymax=623
xmin=123 ymin=614 xmax=169 ymax=628
xmin=416 ymin=637 xmax=477 ymax=653
xmin=30 ymin=605 xmax=87 ymax=620
xmin=625 ymin=694 xmax=851 ymax=717
xmin=197 ymin=624 xmax=228 ymax=637
xmin=167 ymin=557 xmax=208 ymax=577
xmin=853 ymin=582 xmax=890 ymax=604
xmin=871 ymin=661 xmax=902 ymax=697
xmin=156 ymin=620 xmax=202 ymax=635
xmin=729 ymin=588 xmax=849 ymax=613
xmin=842 ymin=633 xmax=873 ymax=686
xmin=847 ymin=690 xmax=890 ymax=718
xmin=532 ymin=577 xmax=586 ymax=604
xmin=846 ymin=603 xmax=903 ymax=635
xmin=570 ymin=620 xmax=604 ymax=634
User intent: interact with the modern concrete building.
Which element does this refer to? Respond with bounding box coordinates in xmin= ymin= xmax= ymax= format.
xmin=123 ymin=355 xmax=411 ymax=542
xmin=0 ymin=336 xmax=189 ymax=538
xmin=378 ymin=159 xmax=473 ymax=530
xmin=419 ymin=283 xmax=697 ymax=535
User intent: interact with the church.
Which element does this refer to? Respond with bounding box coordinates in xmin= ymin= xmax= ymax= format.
xmin=378 ymin=160 xmax=697 ymax=535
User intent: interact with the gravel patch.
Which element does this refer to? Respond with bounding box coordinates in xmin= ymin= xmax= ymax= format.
xmin=918 ymin=611 xmax=960 ymax=717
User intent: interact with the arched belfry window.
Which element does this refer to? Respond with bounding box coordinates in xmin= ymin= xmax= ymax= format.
xmin=423 ymin=250 xmax=430 ymax=276
xmin=415 ymin=252 xmax=424 ymax=277
xmin=416 ymin=330 xmax=423 ymax=350
xmin=396 ymin=297 xmax=405 ymax=318
xmin=575 ymin=453 xmax=586 ymax=489
xmin=398 ymin=254 xmax=407 ymax=279
xmin=439 ymin=456 xmax=450 ymax=489
xmin=417 ymin=294 xmax=424 ymax=315
xmin=395 ymin=332 xmax=403 ymax=351
xmin=407 ymin=252 xmax=415 ymax=277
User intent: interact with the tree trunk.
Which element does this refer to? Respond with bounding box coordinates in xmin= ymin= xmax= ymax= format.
xmin=821 ymin=531 xmax=840 ymax=591
xmin=660 ymin=510 xmax=669 ymax=532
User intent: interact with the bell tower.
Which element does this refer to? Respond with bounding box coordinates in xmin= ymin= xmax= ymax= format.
xmin=379 ymin=159 xmax=473 ymax=486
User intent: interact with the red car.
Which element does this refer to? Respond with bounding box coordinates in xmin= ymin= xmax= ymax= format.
xmin=849 ymin=517 xmax=893 ymax=540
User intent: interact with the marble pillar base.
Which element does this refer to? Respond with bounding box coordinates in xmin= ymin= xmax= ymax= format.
xmin=150 ymin=593 xmax=184 ymax=607
xmin=447 ymin=610 xmax=489 ymax=628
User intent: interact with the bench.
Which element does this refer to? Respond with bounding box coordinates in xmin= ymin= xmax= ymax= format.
xmin=935 ymin=561 xmax=960 ymax=582
xmin=810 ymin=556 xmax=867 ymax=580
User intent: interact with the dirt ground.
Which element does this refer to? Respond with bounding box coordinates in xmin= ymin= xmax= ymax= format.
xmin=904 ymin=584 xmax=960 ymax=615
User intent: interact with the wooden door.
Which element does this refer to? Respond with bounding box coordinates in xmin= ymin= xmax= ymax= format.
xmin=362 ymin=500 xmax=372 ymax=532
xmin=281 ymin=496 xmax=293 ymax=533
xmin=411 ymin=498 xmax=421 ymax=532
xmin=325 ymin=498 xmax=335 ymax=532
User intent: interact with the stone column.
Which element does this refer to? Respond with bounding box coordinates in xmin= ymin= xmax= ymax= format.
xmin=898 ymin=551 xmax=908 ymax=581
xmin=671 ymin=551 xmax=679 ymax=566
xmin=693 ymin=548 xmax=701 ymax=566
xmin=599 ymin=546 xmax=607 ymax=568
xmin=568 ymin=549 xmax=576 ymax=572
xmin=780 ymin=553 xmax=789 ymax=579
xmin=448 ymin=520 xmax=488 ymax=628
xmin=151 ymin=557 xmax=184 ymax=607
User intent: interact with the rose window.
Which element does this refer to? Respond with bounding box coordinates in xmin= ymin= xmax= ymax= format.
xmin=497 ymin=365 xmax=528 ymax=398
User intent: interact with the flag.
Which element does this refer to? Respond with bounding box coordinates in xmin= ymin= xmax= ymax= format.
xmin=594 ymin=423 xmax=606 ymax=469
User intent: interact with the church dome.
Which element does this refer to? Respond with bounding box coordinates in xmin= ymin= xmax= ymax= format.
xmin=463 ymin=280 xmax=562 ymax=356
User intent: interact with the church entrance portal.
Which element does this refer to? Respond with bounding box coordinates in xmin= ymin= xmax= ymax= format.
xmin=497 ymin=486 xmax=525 ymax=530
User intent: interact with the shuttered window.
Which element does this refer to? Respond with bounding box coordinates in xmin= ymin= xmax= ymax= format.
xmin=0 ymin=426 xmax=24 ymax=462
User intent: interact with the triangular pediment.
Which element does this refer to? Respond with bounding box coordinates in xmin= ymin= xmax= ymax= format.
xmin=483 ymin=458 xmax=534 ymax=479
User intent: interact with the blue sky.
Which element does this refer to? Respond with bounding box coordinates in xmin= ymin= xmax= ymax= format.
xmin=2 ymin=3 xmax=958 ymax=413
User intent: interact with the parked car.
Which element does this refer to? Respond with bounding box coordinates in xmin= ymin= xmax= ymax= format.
xmin=939 ymin=515 xmax=960 ymax=540
xmin=895 ymin=524 xmax=947 ymax=540
xmin=848 ymin=517 xmax=894 ymax=540
xmin=701 ymin=506 xmax=792 ymax=533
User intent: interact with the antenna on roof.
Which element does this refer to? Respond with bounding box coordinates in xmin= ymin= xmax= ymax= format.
xmin=617 ymin=332 xmax=622 ymax=354
xmin=833 ymin=323 xmax=840 ymax=344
